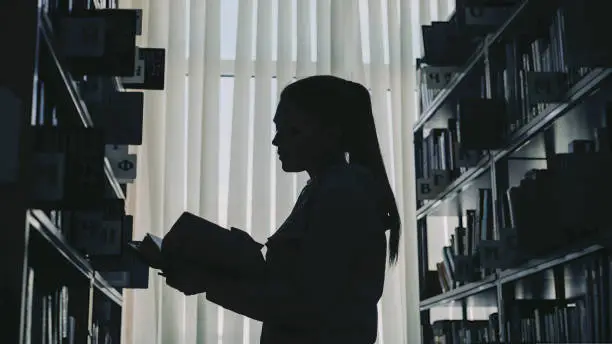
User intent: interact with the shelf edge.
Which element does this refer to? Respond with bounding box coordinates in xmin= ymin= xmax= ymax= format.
xmin=29 ymin=210 xmax=124 ymax=305
xmin=92 ymin=271 xmax=123 ymax=306
xmin=27 ymin=210 xmax=92 ymax=279
xmin=419 ymin=274 xmax=497 ymax=311
xmin=498 ymin=244 xmax=604 ymax=285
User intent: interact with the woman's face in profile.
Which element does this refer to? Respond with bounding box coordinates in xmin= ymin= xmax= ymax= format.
xmin=272 ymin=98 xmax=333 ymax=173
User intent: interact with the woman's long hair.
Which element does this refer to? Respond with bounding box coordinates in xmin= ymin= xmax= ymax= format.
xmin=280 ymin=75 xmax=401 ymax=265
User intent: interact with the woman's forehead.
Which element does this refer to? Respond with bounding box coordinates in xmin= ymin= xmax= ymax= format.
xmin=274 ymin=99 xmax=303 ymax=123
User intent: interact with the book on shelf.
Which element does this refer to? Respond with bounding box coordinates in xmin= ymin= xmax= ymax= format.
xmin=562 ymin=0 xmax=612 ymax=68
xmin=82 ymin=77 xmax=145 ymax=145
xmin=428 ymin=187 xmax=494 ymax=294
xmin=93 ymin=255 xmax=150 ymax=289
xmin=456 ymin=98 xmax=506 ymax=150
xmin=92 ymin=91 xmax=145 ymax=145
xmin=64 ymin=198 xmax=127 ymax=256
xmin=58 ymin=9 xmax=139 ymax=76
xmin=421 ymin=20 xmax=482 ymax=67
xmin=121 ymin=47 xmax=166 ymax=90
xmin=85 ymin=214 xmax=151 ymax=289
xmin=29 ymin=127 xmax=106 ymax=210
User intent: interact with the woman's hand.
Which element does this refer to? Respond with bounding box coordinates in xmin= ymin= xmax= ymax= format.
xmin=163 ymin=265 xmax=209 ymax=296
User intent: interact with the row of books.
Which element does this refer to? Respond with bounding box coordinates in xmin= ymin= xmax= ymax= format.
xmin=24 ymin=267 xmax=121 ymax=343
xmin=426 ymin=297 xmax=600 ymax=343
xmin=426 ymin=257 xmax=609 ymax=343
xmin=421 ymin=0 xmax=520 ymax=67
xmin=416 ymin=101 xmax=611 ymax=210
xmin=415 ymin=98 xmax=505 ymax=204
xmin=420 ymin=122 xmax=612 ymax=299
xmin=25 ymin=268 xmax=80 ymax=344
xmin=507 ymin=299 xmax=588 ymax=344
xmin=507 ymin=256 xmax=609 ymax=344
xmin=91 ymin=294 xmax=120 ymax=344
xmin=427 ymin=313 xmax=500 ymax=344
xmin=421 ymin=130 xmax=612 ymax=300
xmin=493 ymin=4 xmax=593 ymax=133
xmin=418 ymin=1 xmax=612 ymax=135
xmin=13 ymin=0 xmax=139 ymax=343
xmin=30 ymin=0 xmax=166 ymax=292
xmin=425 ymin=188 xmax=494 ymax=295
xmin=417 ymin=0 xmax=516 ymax=114
xmin=498 ymin=139 xmax=612 ymax=262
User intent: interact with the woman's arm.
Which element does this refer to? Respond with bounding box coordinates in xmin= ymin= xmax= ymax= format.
xmin=204 ymin=178 xmax=385 ymax=328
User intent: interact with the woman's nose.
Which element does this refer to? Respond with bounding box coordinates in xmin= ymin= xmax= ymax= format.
xmin=272 ymin=133 xmax=279 ymax=147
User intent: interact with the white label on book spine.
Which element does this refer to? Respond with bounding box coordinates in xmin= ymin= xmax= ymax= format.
xmin=109 ymin=154 xmax=137 ymax=183
xmin=423 ymin=66 xmax=460 ymax=89
xmin=60 ymin=17 xmax=106 ymax=57
xmin=0 ymin=88 xmax=21 ymax=182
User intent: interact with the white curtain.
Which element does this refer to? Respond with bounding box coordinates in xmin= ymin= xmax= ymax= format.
xmin=118 ymin=0 xmax=454 ymax=343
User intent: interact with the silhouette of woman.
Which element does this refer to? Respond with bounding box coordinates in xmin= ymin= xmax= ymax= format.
xmin=162 ymin=75 xmax=401 ymax=344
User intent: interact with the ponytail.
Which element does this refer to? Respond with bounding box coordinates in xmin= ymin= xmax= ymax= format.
xmin=281 ymin=76 xmax=402 ymax=265
xmin=346 ymin=83 xmax=401 ymax=265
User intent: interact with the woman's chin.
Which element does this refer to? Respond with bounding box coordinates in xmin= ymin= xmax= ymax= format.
xmin=280 ymin=160 xmax=304 ymax=173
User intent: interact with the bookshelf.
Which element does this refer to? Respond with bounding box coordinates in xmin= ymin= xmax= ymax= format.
xmin=416 ymin=0 xmax=612 ymax=343
xmin=1 ymin=0 xmax=153 ymax=342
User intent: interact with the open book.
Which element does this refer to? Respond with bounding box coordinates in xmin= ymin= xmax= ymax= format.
xmin=128 ymin=234 xmax=165 ymax=270
xmin=129 ymin=212 xmax=266 ymax=277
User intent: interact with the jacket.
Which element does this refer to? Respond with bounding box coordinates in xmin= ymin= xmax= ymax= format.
xmin=204 ymin=163 xmax=388 ymax=343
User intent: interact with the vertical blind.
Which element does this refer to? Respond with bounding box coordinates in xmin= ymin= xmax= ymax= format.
xmin=118 ymin=0 xmax=455 ymax=343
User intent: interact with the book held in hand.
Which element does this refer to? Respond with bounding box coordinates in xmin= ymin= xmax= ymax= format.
xmin=129 ymin=233 xmax=165 ymax=270
xmin=131 ymin=212 xmax=266 ymax=278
